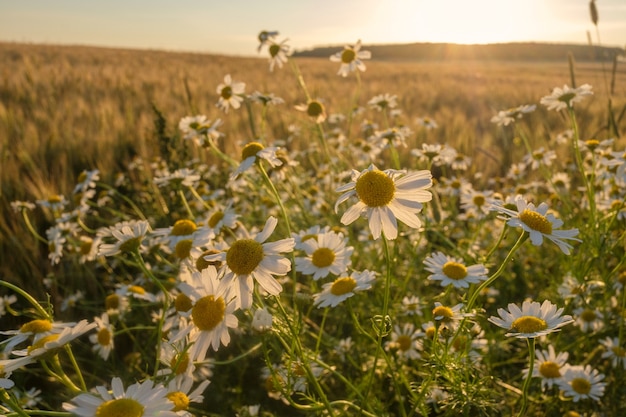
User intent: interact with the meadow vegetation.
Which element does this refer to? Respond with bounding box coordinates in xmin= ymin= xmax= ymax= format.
xmin=0 ymin=36 xmax=626 ymax=416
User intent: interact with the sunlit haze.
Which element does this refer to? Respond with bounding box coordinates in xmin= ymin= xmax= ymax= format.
xmin=1 ymin=0 xmax=625 ymax=56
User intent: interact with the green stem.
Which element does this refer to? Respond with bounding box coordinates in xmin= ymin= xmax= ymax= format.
xmin=64 ymin=345 xmax=87 ymax=391
xmin=20 ymin=209 xmax=48 ymax=244
xmin=0 ymin=280 xmax=52 ymax=320
xmin=568 ymin=108 xmax=597 ymax=231
xmin=207 ymin=138 xmax=238 ymax=167
xmin=517 ymin=338 xmax=536 ymax=417
xmin=465 ymin=231 xmax=527 ymax=313
xmin=177 ymin=189 xmax=194 ymax=219
xmin=315 ymin=309 xmax=328 ymax=355
xmin=258 ymin=162 xmax=292 ymax=239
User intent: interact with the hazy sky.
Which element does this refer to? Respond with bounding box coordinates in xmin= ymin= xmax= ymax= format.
xmin=1 ymin=0 xmax=624 ymax=56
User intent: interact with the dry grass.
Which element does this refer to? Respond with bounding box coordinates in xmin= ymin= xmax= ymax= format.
xmin=1 ymin=42 xmax=625 ymax=292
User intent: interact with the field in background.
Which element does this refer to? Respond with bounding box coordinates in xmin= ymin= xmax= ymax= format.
xmin=1 ymin=41 xmax=625 ymax=292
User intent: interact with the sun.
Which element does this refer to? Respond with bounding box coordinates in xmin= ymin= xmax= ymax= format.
xmin=367 ymin=0 xmax=540 ymax=45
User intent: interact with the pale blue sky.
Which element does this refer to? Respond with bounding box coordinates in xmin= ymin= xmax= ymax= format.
xmin=1 ymin=0 xmax=624 ymax=56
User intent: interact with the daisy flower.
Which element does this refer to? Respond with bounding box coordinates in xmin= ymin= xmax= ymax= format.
xmin=523 ymin=344 xmax=569 ymax=390
xmin=266 ymin=39 xmax=291 ymax=71
xmin=335 ymin=164 xmax=432 ymax=240
xmin=490 ymin=104 xmax=536 ymax=126
xmin=291 ymin=225 xmax=331 ymax=250
xmin=313 ymin=270 xmax=376 ymax=308
xmin=1 ymin=318 xmax=75 ymax=354
xmin=153 ymin=219 xmax=213 ymax=259
xmin=386 ymin=323 xmax=423 ymax=360
xmin=401 ymin=295 xmax=422 ymax=316
xmin=173 ymin=266 xmax=238 ymax=360
xmin=330 ymin=39 xmax=371 ymax=77
xmin=491 ymin=196 xmax=581 ymax=254
xmin=558 ymin=365 xmax=606 ymax=402
xmin=165 ymin=376 xmax=210 ymax=416
xmin=98 ymin=220 xmax=151 ymax=256
xmin=573 ymin=307 xmax=603 ymax=333
xmin=73 ymin=169 xmax=100 ymax=194
xmin=423 ymin=251 xmax=488 ymax=289
xmin=204 ymin=216 xmax=295 ymax=310
xmin=63 ymin=377 xmax=178 ymax=417
xmin=16 ymin=320 xmax=96 ymax=358
xmin=294 ymin=230 xmax=353 ymax=280
xmin=431 ymin=302 xmax=469 ymax=330
xmin=0 ymin=294 xmax=17 ymax=318
xmin=216 ymin=74 xmax=245 ymax=113
xmin=230 ymin=141 xmax=283 ymax=181
xmin=295 ymin=99 xmax=327 ymax=124
xmin=90 ymin=313 xmax=115 ymax=360
xmin=206 ymin=204 xmax=239 ymax=235
xmin=488 ymin=300 xmax=573 ymax=338
xmin=0 ymin=356 xmax=37 ymax=389
xmin=415 ymin=116 xmax=438 ymax=130
xmin=368 ymin=93 xmax=397 ymax=112
xmin=540 ymin=84 xmax=593 ymax=111
xmin=178 ymin=115 xmax=223 ymax=146
xmin=600 ymin=337 xmax=626 ymax=369
xmin=251 ymin=307 xmax=273 ymax=332
xmin=153 ymin=168 xmax=202 ymax=189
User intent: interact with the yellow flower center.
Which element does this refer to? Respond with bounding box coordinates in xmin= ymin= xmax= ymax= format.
xmin=473 ymin=194 xmax=486 ymax=207
xmin=77 ymin=171 xmax=88 ymax=183
xmin=220 ymin=85 xmax=232 ymax=100
xmin=519 ymin=209 xmax=553 ymax=234
xmin=167 ymin=391 xmax=190 ymax=412
xmin=192 ymin=295 xmax=225 ymax=331
xmin=442 ymin=261 xmax=468 ymax=280
xmin=48 ymin=195 xmax=62 ymax=204
xmin=208 ymin=211 xmax=224 ymax=228
xmin=580 ymin=308 xmax=597 ymax=322
xmin=80 ymin=238 xmax=93 ymax=255
xmin=105 ymin=294 xmax=120 ymax=310
xmin=355 ymin=170 xmax=395 ymax=207
xmin=174 ymin=293 xmax=193 ymax=312
xmin=425 ymin=326 xmax=436 ymax=339
xmin=306 ymin=101 xmax=325 ymax=118
xmin=341 ymin=48 xmax=356 ymax=63
xmin=611 ymin=346 xmax=626 ymax=357
xmin=28 ymin=334 xmax=59 ymax=353
xmin=97 ymin=328 xmax=112 ymax=346
xmin=119 ymin=237 xmax=142 ymax=253
xmin=585 ymin=139 xmax=600 ymax=151
xmin=538 ymin=361 xmax=561 ymax=378
xmin=330 ymin=277 xmax=357 ymax=296
xmin=196 ymin=249 xmax=222 ymax=271
xmin=241 ymin=142 xmax=264 ymax=161
xmin=128 ymin=285 xmax=146 ymax=295
xmin=170 ymin=352 xmax=190 ymax=375
xmin=311 ymin=247 xmax=336 ymax=268
xmin=432 ymin=305 xmax=453 ymax=319
xmin=510 ymin=316 xmax=547 ymax=334
xmin=269 ymin=44 xmax=280 ymax=58
xmin=226 ymin=239 xmax=264 ymax=275
xmin=396 ymin=335 xmax=412 ymax=351
xmin=20 ymin=319 xmax=53 ymax=334
xmin=175 ymin=239 xmax=193 ymax=259
xmin=570 ymin=377 xmax=591 ymax=395
xmin=171 ymin=220 xmax=197 ymax=236
xmin=96 ymin=398 xmax=145 ymax=417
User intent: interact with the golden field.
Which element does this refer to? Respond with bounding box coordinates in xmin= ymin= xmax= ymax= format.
xmin=0 ymin=41 xmax=624 ymax=293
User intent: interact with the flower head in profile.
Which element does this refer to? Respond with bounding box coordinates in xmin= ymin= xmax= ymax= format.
xmin=204 ymin=216 xmax=295 ymax=309
xmin=540 ymin=84 xmax=593 ymax=111
xmin=178 ymin=115 xmax=223 ymax=146
xmin=335 ymin=164 xmax=432 ymax=240
xmin=63 ymin=377 xmax=177 ymax=417
xmin=165 ymin=377 xmax=210 ymax=416
xmin=488 ymin=300 xmax=573 ymax=338
xmin=423 ymin=252 xmax=488 ymax=289
xmin=216 ymin=74 xmax=245 ymax=113
xmin=98 ymin=220 xmax=151 ymax=256
xmin=368 ymin=93 xmax=397 ymax=112
xmin=313 ymin=270 xmax=376 ymax=308
xmin=490 ymin=104 xmax=536 ymax=126
xmin=330 ymin=39 xmax=371 ymax=77
xmin=558 ymin=365 xmax=606 ymax=402
xmin=491 ymin=196 xmax=581 ymax=254
xmin=230 ymin=141 xmax=283 ymax=181
xmin=600 ymin=337 xmax=626 ymax=369
xmin=90 ymin=313 xmax=115 ymax=360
